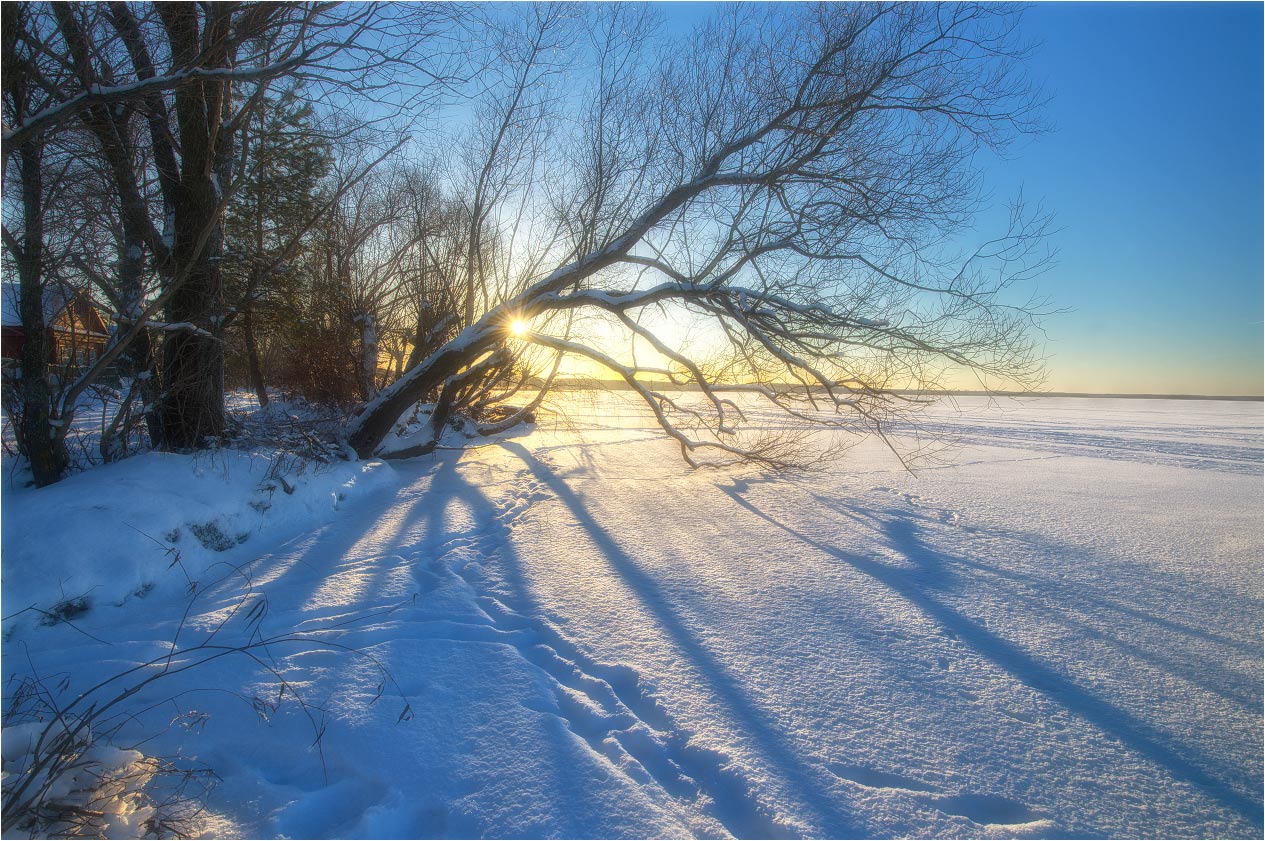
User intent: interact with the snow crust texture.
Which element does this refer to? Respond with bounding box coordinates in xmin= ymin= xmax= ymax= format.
xmin=2 ymin=395 xmax=1261 ymax=838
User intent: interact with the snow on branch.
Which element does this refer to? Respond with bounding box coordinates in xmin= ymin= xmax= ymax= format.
xmin=110 ymin=315 xmax=221 ymax=342
xmin=4 ymin=58 xmax=310 ymax=149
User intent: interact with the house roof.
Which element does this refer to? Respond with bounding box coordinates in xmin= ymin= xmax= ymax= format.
xmin=1 ymin=282 xmax=96 ymax=329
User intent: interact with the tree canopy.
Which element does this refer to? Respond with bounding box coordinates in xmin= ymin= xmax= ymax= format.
xmin=1 ymin=2 xmax=1052 ymax=483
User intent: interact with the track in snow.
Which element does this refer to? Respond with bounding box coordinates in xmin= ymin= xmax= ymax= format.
xmin=420 ymin=453 xmax=798 ymax=839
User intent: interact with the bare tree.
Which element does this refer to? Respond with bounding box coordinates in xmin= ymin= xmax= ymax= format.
xmin=451 ymin=4 xmax=575 ymax=328
xmin=6 ymin=2 xmax=1050 ymax=477
xmin=347 ymin=3 xmax=1051 ymax=466
xmin=2 ymin=2 xmax=464 ymax=481
xmin=2 ymin=3 xmax=76 ymax=485
xmin=394 ymin=166 xmax=465 ymax=374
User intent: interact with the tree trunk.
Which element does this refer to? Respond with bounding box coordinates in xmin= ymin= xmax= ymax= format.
xmin=5 ymin=4 xmax=68 ymax=484
xmin=355 ymin=311 xmax=379 ymax=402
xmin=243 ymin=303 xmax=269 ymax=408
xmin=16 ymin=141 xmax=68 ymax=486
xmin=101 ymin=235 xmax=162 ymax=461
xmin=159 ymin=176 xmax=226 ymax=449
xmin=156 ymin=3 xmax=228 ymax=450
xmin=405 ymin=311 xmax=428 ymax=373
xmin=347 ymin=322 xmax=500 ymax=457
xmin=50 ymin=2 xmax=163 ymax=459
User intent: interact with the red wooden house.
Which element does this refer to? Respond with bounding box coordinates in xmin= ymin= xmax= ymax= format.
xmin=1 ymin=282 xmax=111 ymax=370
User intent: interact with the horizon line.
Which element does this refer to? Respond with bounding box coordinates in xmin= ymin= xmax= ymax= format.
xmin=539 ymin=378 xmax=1264 ymax=402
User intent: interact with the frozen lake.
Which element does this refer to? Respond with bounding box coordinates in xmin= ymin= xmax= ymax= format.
xmin=3 ymin=394 xmax=1261 ymax=837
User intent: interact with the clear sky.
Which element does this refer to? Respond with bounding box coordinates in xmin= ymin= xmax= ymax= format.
xmin=658 ymin=2 xmax=1264 ymax=396
xmin=992 ymin=2 xmax=1264 ymax=395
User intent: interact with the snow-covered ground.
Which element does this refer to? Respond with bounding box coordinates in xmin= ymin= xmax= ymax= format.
xmin=2 ymin=394 xmax=1261 ymax=838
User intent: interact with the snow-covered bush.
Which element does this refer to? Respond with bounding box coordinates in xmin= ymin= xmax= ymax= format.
xmin=2 ymin=697 xmax=214 ymax=839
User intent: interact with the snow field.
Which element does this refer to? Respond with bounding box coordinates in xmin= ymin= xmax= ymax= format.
xmin=1 ymin=393 xmax=1261 ymax=838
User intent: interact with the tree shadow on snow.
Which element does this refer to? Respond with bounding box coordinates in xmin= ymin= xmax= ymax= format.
xmin=409 ymin=450 xmax=729 ymax=839
xmin=494 ymin=441 xmax=858 ymax=839
xmin=717 ymin=476 xmax=1263 ymax=835
xmin=217 ymin=441 xmax=1258 ymax=838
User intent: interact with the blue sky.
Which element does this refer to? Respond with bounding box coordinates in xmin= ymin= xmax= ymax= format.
xmin=659 ymin=2 xmax=1264 ymax=395
xmin=991 ymin=2 xmax=1264 ymax=395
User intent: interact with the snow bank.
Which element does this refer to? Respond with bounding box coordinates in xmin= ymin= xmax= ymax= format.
xmin=1 ymin=449 xmax=399 ymax=634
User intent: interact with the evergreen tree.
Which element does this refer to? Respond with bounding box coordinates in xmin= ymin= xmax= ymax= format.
xmin=223 ymin=86 xmax=332 ymax=407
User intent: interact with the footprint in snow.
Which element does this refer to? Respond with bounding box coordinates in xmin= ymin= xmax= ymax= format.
xmin=931 ymin=792 xmax=1041 ymax=826
xmin=829 ymin=764 xmax=1044 ymax=827
xmin=871 ymin=485 xmax=965 ymax=527
xmin=828 ymin=763 xmax=938 ymax=793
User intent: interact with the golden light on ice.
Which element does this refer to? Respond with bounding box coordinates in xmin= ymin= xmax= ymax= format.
xmin=509 ymin=318 xmax=529 ymax=337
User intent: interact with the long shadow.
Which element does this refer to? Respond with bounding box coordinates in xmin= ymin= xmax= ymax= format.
xmin=422 ymin=451 xmax=799 ymax=838
xmin=265 ymin=476 xmax=431 ymax=607
xmin=797 ymin=488 xmax=1264 ymax=711
xmin=409 ymin=451 xmax=667 ymax=839
xmin=225 ymin=451 xmax=622 ymax=838
xmin=496 ymin=441 xmax=859 ymax=838
xmin=719 ymin=479 xmax=1264 ymax=833
xmin=800 ymin=485 xmax=1261 ymax=658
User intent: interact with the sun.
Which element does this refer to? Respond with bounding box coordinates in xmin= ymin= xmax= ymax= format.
xmin=509 ymin=318 xmax=530 ymax=337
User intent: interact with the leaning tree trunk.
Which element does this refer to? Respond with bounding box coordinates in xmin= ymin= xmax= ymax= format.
xmin=346 ymin=324 xmax=501 ymax=457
